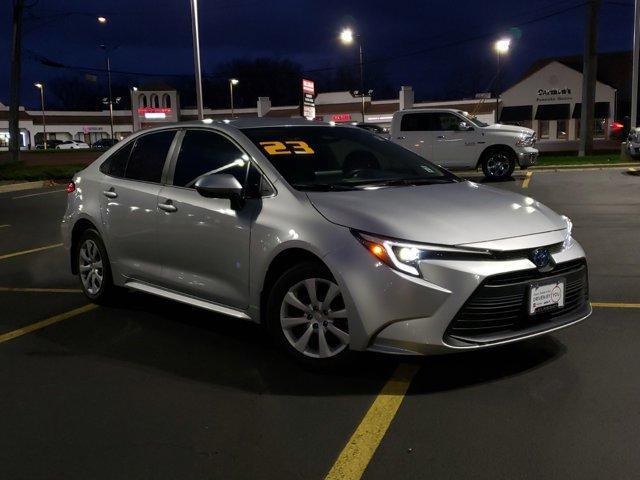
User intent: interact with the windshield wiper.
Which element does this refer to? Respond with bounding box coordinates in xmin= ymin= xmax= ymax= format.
xmin=353 ymin=178 xmax=455 ymax=187
xmin=293 ymin=183 xmax=356 ymax=191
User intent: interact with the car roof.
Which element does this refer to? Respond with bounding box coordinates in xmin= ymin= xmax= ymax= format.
xmin=398 ymin=108 xmax=467 ymax=115
xmin=139 ymin=117 xmax=335 ymax=132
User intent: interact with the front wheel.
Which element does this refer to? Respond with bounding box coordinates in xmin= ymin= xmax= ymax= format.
xmin=481 ymin=149 xmax=516 ymax=180
xmin=266 ymin=262 xmax=351 ymax=369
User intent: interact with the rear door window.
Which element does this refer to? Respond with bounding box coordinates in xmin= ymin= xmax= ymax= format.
xmin=125 ymin=131 xmax=176 ymax=183
xmin=100 ymin=142 xmax=133 ymax=177
xmin=400 ymin=113 xmax=435 ymax=132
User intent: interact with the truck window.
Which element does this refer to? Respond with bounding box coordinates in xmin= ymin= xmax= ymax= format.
xmin=434 ymin=113 xmax=463 ymax=131
xmin=400 ymin=113 xmax=435 ymax=132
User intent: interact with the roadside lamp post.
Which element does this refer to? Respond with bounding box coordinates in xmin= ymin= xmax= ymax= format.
xmin=494 ymin=38 xmax=511 ymax=123
xmin=189 ymin=0 xmax=204 ymax=120
xmin=98 ymin=17 xmax=116 ymax=140
xmin=97 ymin=16 xmax=107 ymax=24
xmin=340 ymin=27 xmax=366 ymax=122
xmin=34 ymin=83 xmax=46 ymax=149
xmin=229 ymin=78 xmax=239 ymax=117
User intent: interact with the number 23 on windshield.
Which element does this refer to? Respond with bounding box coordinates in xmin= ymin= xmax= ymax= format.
xmin=259 ymin=141 xmax=315 ymax=155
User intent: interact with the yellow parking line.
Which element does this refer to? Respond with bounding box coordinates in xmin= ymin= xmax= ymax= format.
xmin=0 ymin=243 xmax=63 ymax=261
xmin=522 ymin=171 xmax=533 ymax=188
xmin=325 ymin=363 xmax=420 ymax=480
xmin=0 ymin=224 xmax=10 ymax=228
xmin=0 ymin=287 xmax=81 ymax=293
xmin=592 ymin=302 xmax=640 ymax=309
xmin=629 ymin=167 xmax=637 ymax=172
xmin=0 ymin=304 xmax=98 ymax=344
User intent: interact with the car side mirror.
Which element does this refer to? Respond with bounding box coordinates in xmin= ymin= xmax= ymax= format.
xmin=459 ymin=121 xmax=474 ymax=131
xmin=194 ymin=173 xmax=244 ymax=209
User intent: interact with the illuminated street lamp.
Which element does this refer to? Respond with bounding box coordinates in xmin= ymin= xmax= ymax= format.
xmin=340 ymin=27 xmax=366 ymax=121
xmin=97 ymin=16 xmax=107 ymax=24
xmin=229 ymin=78 xmax=239 ymax=117
xmin=34 ymin=83 xmax=47 ymax=149
xmin=493 ymin=38 xmax=511 ymax=123
xmin=190 ymin=0 xmax=204 ymax=120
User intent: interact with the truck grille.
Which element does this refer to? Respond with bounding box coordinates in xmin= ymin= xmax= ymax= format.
xmin=445 ymin=259 xmax=588 ymax=344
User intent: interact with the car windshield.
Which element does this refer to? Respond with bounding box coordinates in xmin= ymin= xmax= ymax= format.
xmin=241 ymin=126 xmax=459 ymax=191
xmin=461 ymin=112 xmax=489 ymax=128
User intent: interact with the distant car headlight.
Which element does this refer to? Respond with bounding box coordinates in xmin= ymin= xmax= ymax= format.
xmin=352 ymin=231 xmax=492 ymax=277
xmin=561 ymin=215 xmax=574 ymax=249
xmin=516 ymin=134 xmax=536 ymax=147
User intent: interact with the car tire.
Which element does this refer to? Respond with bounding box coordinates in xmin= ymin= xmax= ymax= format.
xmin=481 ymin=148 xmax=516 ymax=181
xmin=266 ymin=262 xmax=351 ymax=369
xmin=76 ymin=229 xmax=117 ymax=304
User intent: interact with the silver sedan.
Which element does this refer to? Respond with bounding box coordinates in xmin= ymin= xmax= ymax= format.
xmin=61 ymin=118 xmax=590 ymax=367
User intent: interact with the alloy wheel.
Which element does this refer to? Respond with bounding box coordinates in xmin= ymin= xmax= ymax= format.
xmin=280 ymin=278 xmax=349 ymax=358
xmin=79 ymin=239 xmax=104 ymax=295
xmin=486 ymin=153 xmax=511 ymax=178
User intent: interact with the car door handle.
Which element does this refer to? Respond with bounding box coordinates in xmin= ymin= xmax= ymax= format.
xmin=396 ymin=136 xmax=406 ymax=140
xmin=158 ymin=201 xmax=177 ymax=213
xmin=437 ymin=135 xmax=446 ymax=139
xmin=103 ymin=189 xmax=118 ymax=199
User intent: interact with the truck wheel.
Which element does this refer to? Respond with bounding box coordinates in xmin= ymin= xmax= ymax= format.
xmin=481 ymin=148 xmax=516 ymax=180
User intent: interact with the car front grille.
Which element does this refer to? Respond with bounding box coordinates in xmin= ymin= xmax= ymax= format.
xmin=445 ymin=258 xmax=589 ymax=344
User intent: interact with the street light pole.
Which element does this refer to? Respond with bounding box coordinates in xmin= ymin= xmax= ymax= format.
xmin=105 ymin=52 xmax=115 ymax=140
xmin=631 ymin=0 xmax=640 ymax=129
xmin=340 ymin=28 xmax=366 ymax=122
xmin=34 ymin=83 xmax=46 ymax=149
xmin=190 ymin=0 xmax=204 ymax=120
xmin=229 ymin=79 xmax=239 ymax=117
xmin=494 ymin=38 xmax=511 ymax=124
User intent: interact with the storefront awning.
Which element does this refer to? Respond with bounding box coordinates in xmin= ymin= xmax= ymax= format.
xmin=499 ymin=105 xmax=533 ymax=122
xmin=572 ymin=102 xmax=611 ymax=119
xmin=535 ymin=104 xmax=570 ymax=120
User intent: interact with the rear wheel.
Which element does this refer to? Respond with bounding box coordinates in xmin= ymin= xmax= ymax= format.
xmin=267 ymin=262 xmax=351 ymax=369
xmin=76 ymin=229 xmax=116 ymax=304
xmin=481 ymin=148 xmax=516 ymax=180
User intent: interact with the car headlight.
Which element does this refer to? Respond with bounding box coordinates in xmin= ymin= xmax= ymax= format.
xmin=516 ymin=134 xmax=535 ymax=147
xmin=561 ymin=215 xmax=574 ymax=249
xmin=353 ymin=231 xmax=491 ymax=277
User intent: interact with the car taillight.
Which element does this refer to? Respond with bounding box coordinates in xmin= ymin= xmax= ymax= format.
xmin=611 ymin=122 xmax=624 ymax=131
xmin=66 ymin=181 xmax=76 ymax=193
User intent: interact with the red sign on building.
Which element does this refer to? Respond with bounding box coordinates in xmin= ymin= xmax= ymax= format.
xmin=331 ymin=113 xmax=352 ymax=123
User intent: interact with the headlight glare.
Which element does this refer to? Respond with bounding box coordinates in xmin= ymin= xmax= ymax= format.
xmin=353 ymin=231 xmax=492 ymax=277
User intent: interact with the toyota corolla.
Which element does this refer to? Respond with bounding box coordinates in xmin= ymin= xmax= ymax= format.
xmin=61 ymin=118 xmax=591 ymax=367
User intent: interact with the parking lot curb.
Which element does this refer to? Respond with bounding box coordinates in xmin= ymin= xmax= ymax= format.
xmin=0 ymin=180 xmax=56 ymax=194
xmin=459 ymin=162 xmax=639 ymax=176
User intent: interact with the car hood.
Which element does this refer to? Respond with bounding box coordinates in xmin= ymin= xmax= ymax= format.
xmin=307 ymin=181 xmax=566 ymax=246
xmin=483 ymin=124 xmax=535 ymax=136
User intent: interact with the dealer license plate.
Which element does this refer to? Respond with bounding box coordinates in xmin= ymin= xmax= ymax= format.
xmin=529 ymin=279 xmax=565 ymax=315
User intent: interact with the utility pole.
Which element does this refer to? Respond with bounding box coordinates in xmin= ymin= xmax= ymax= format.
xmin=8 ymin=0 xmax=25 ymax=163
xmin=631 ymin=0 xmax=639 ymax=129
xmin=578 ymin=0 xmax=600 ymax=157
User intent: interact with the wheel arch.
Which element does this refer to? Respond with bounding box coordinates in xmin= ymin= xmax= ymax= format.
xmin=259 ymin=247 xmax=331 ymax=324
xmin=476 ymin=144 xmax=517 ymax=168
xmin=70 ymin=218 xmax=100 ymax=274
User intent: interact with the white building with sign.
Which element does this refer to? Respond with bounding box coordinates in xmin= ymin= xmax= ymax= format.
xmin=499 ymin=60 xmax=617 ymax=141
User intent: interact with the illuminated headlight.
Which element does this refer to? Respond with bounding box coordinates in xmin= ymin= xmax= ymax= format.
xmin=516 ymin=134 xmax=535 ymax=147
xmin=353 ymin=231 xmax=491 ymax=277
xmin=561 ymin=215 xmax=574 ymax=249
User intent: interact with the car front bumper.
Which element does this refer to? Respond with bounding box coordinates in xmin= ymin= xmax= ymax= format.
xmin=516 ymin=147 xmax=538 ymax=168
xmin=326 ymin=231 xmax=589 ymax=355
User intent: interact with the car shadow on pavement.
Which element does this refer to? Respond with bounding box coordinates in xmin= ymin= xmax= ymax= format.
xmin=45 ymin=290 xmax=565 ymax=397
xmin=473 ymin=176 xmax=518 ymax=184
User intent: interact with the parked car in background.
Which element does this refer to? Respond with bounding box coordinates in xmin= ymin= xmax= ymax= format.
xmin=390 ymin=108 xmax=538 ymax=180
xmin=62 ymin=118 xmax=589 ymax=368
xmin=56 ymin=140 xmax=90 ymax=150
xmin=353 ymin=123 xmax=391 ymax=139
xmin=92 ymin=138 xmax=119 ymax=150
xmin=35 ymin=139 xmax=63 ymax=150
xmin=627 ymin=127 xmax=640 ymax=158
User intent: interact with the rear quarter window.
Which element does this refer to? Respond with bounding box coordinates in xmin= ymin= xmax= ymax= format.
xmin=99 ymin=142 xmax=133 ymax=177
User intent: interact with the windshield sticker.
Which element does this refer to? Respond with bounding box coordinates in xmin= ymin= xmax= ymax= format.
xmin=259 ymin=141 xmax=315 ymax=155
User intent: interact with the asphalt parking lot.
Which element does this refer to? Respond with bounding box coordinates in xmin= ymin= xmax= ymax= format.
xmin=0 ymin=167 xmax=639 ymax=480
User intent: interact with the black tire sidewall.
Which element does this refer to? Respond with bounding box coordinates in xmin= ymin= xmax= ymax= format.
xmin=482 ymin=149 xmax=516 ymax=180
xmin=76 ymin=229 xmax=114 ymax=303
xmin=266 ymin=262 xmax=351 ymax=369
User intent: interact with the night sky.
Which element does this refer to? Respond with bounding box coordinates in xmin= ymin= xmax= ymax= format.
xmin=1 ymin=0 xmax=635 ymax=109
